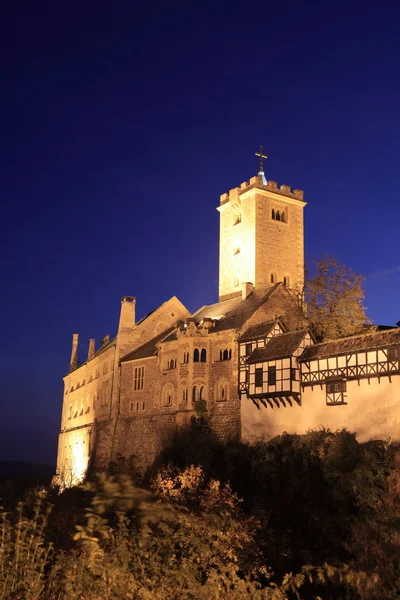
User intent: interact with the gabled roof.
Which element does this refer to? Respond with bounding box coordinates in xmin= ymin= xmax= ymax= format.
xmin=120 ymin=327 xmax=175 ymax=363
xmin=238 ymin=320 xmax=285 ymax=343
xmin=299 ymin=327 xmax=400 ymax=361
xmin=193 ymin=284 xmax=282 ymax=333
xmin=247 ymin=330 xmax=309 ymax=363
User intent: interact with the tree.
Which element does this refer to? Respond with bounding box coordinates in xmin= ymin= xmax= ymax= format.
xmin=305 ymin=254 xmax=371 ymax=341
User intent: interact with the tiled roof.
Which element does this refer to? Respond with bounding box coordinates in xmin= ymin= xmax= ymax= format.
xmin=238 ymin=320 xmax=283 ymax=342
xmin=120 ymin=327 xmax=175 ymax=363
xmin=193 ymin=285 xmax=281 ymax=333
xmin=300 ymin=327 xmax=400 ymax=361
xmin=247 ymin=330 xmax=308 ymax=363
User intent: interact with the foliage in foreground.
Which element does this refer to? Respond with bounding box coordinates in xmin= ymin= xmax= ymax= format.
xmin=0 ymin=466 xmax=378 ymax=600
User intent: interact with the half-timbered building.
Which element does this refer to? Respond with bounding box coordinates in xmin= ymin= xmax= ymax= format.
xmin=242 ymin=327 xmax=400 ymax=444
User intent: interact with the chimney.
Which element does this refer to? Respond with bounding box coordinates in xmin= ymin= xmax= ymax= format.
xmin=242 ymin=282 xmax=253 ymax=301
xmin=118 ymin=296 xmax=136 ymax=332
xmin=70 ymin=333 xmax=79 ymax=372
xmin=88 ymin=338 xmax=95 ymax=360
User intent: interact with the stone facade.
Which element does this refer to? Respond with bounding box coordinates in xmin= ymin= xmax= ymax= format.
xmin=218 ymin=175 xmax=306 ymax=301
xmin=54 ymin=167 xmax=400 ymax=488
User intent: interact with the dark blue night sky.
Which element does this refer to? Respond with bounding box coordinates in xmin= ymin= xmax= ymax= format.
xmin=1 ymin=0 xmax=399 ymax=464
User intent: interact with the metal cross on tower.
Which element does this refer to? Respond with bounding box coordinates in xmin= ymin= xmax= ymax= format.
xmin=255 ymin=146 xmax=268 ymax=173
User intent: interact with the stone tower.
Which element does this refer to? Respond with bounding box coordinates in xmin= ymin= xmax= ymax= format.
xmin=217 ymin=170 xmax=306 ymax=301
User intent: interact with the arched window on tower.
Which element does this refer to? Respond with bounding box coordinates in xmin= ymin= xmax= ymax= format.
xmin=276 ymin=210 xmax=281 ymax=221
xmin=281 ymin=211 xmax=285 ymax=222
xmin=283 ymin=276 xmax=290 ymax=287
xmin=193 ymin=348 xmax=200 ymax=362
xmin=272 ymin=209 xmax=275 ymax=220
xmin=270 ymin=273 xmax=276 ymax=284
xmin=200 ymin=348 xmax=207 ymax=362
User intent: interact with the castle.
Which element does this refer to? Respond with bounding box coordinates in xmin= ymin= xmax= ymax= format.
xmin=54 ymin=160 xmax=400 ymax=487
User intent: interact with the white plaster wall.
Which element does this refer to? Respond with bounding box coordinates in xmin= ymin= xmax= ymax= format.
xmin=241 ymin=375 xmax=400 ymax=444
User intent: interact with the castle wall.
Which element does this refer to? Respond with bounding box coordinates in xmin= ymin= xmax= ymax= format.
xmin=241 ymin=375 xmax=400 ymax=444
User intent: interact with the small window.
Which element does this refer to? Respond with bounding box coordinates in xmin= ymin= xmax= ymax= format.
xmin=130 ymin=402 xmax=134 ymax=411
xmin=216 ymin=381 xmax=228 ymax=402
xmin=270 ymin=273 xmax=276 ymax=283
xmin=200 ymin=348 xmax=207 ymax=362
xmin=388 ymin=347 xmax=399 ymax=361
xmin=199 ymin=385 xmax=206 ymax=401
xmin=281 ymin=211 xmax=285 ymax=222
xmin=245 ymin=343 xmax=252 ymax=356
xmin=291 ymin=368 xmax=297 ymax=381
xmin=268 ymin=366 xmax=276 ymax=385
xmin=221 ymin=348 xmax=232 ymax=361
xmin=255 ymin=368 xmax=263 ymax=387
xmin=183 ymin=351 xmax=189 ymax=364
xmin=182 ymin=389 xmax=188 ymax=404
xmin=233 ymin=213 xmax=241 ymax=226
xmin=193 ymin=348 xmax=200 ymax=362
xmin=271 ymin=209 xmax=275 ymax=219
xmin=283 ymin=276 xmax=290 ymax=287
xmin=192 ymin=386 xmax=198 ymax=403
xmin=326 ymin=380 xmax=347 ymax=405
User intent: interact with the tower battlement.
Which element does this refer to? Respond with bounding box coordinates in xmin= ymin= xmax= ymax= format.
xmin=220 ymin=176 xmax=304 ymax=206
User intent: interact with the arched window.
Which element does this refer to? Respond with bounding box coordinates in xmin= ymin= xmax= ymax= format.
xmin=281 ymin=211 xmax=285 ymax=222
xmin=215 ymin=379 xmax=229 ymax=402
xmin=183 ymin=352 xmax=189 ymax=364
xmin=276 ymin=211 xmax=281 ymax=221
xmin=272 ymin=209 xmax=275 ymax=219
xmin=223 ymin=349 xmax=229 ymax=360
xmin=220 ymin=349 xmax=223 ymax=361
xmin=162 ymin=384 xmax=174 ymax=407
xmin=200 ymin=348 xmax=207 ymax=362
xmin=283 ymin=276 xmax=290 ymax=287
xmin=270 ymin=273 xmax=276 ymax=283
xmin=192 ymin=386 xmax=198 ymax=403
xmin=193 ymin=348 xmax=200 ymax=362
xmin=182 ymin=389 xmax=188 ymax=405
xmin=199 ymin=385 xmax=206 ymax=401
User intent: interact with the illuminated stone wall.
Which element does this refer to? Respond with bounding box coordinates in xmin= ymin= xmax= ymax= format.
xmin=218 ymin=176 xmax=306 ymax=301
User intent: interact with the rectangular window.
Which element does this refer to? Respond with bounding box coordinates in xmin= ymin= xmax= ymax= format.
xmin=388 ymin=347 xmax=399 ymax=361
xmin=134 ymin=366 xmax=145 ymax=391
xmin=326 ymin=380 xmax=347 ymax=405
xmin=245 ymin=343 xmax=252 ymax=356
xmin=268 ymin=366 xmax=276 ymax=386
xmin=255 ymin=368 xmax=263 ymax=387
xmin=291 ymin=368 xmax=297 ymax=381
